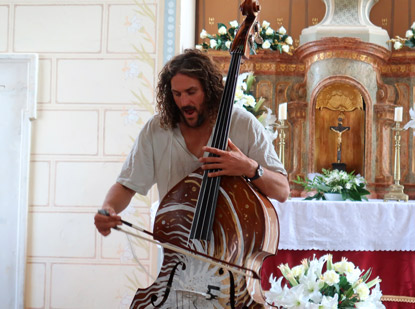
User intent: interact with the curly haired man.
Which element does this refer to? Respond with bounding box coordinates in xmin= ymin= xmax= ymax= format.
xmin=95 ymin=49 xmax=289 ymax=236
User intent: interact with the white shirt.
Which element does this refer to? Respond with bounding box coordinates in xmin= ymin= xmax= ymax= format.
xmin=117 ymin=106 xmax=286 ymax=201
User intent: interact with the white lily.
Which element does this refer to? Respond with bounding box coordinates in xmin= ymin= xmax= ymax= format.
xmin=235 ymin=72 xmax=252 ymax=92
xmin=285 ymin=36 xmax=293 ymax=45
xmin=394 ymin=41 xmax=403 ymax=50
xmin=278 ymin=26 xmax=287 ymax=34
xmin=281 ymin=284 xmax=309 ymax=308
xmin=229 ymin=20 xmax=238 ymax=28
xmin=200 ymin=29 xmax=208 ymax=39
xmin=262 ymin=20 xmax=270 ymax=29
xmin=319 ymin=294 xmax=339 ymax=309
xmin=264 ymin=275 xmax=286 ymax=305
xmin=282 ymin=44 xmax=290 ymax=53
xmin=265 ymin=27 xmax=274 ymax=36
xmin=355 ymin=282 xmax=370 ymax=301
xmin=322 ymin=270 xmax=340 ymax=286
xmin=347 ymin=267 xmax=362 ymax=284
xmin=262 ymin=40 xmax=271 ymax=49
xmin=210 ymin=39 xmax=217 ymax=48
xmin=403 ymin=108 xmax=415 ymax=135
xmin=360 ymin=283 xmax=386 ymax=309
xmin=218 ymin=26 xmax=227 ymax=35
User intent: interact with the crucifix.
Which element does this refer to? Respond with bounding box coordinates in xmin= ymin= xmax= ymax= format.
xmin=330 ymin=117 xmax=350 ymax=164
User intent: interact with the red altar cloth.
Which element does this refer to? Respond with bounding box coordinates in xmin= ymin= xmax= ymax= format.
xmin=261 ymin=250 xmax=415 ymax=308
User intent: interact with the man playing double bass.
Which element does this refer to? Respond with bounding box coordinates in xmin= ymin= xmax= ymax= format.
xmin=94 ymin=49 xmax=289 ymax=236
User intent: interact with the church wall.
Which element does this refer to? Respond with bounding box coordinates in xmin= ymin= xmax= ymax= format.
xmin=0 ymin=0 xmax=169 ymax=308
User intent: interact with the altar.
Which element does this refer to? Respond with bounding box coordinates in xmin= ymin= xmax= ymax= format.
xmin=262 ymin=199 xmax=415 ymax=308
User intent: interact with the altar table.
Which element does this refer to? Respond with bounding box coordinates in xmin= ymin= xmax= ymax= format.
xmin=262 ymin=199 xmax=415 ymax=308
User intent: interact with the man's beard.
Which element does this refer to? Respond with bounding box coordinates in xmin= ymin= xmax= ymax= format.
xmin=180 ymin=106 xmax=207 ymax=128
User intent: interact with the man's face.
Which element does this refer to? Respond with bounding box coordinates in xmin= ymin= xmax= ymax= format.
xmin=171 ymin=73 xmax=206 ymax=128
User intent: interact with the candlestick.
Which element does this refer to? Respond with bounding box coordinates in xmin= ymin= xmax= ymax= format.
xmin=384 ymin=121 xmax=408 ymax=202
xmin=276 ymin=120 xmax=288 ymax=167
xmin=394 ymin=106 xmax=403 ymax=122
xmin=276 ymin=119 xmax=291 ymax=200
xmin=278 ymin=103 xmax=287 ymax=120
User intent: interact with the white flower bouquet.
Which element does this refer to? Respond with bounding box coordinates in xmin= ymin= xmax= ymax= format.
xmin=255 ymin=20 xmax=294 ymax=54
xmin=196 ymin=20 xmax=293 ymax=54
xmin=265 ymin=254 xmax=385 ymax=308
xmin=389 ymin=21 xmax=415 ymax=50
xmin=294 ymin=169 xmax=370 ymax=201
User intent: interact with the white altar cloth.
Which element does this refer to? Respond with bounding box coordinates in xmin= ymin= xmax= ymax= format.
xmin=272 ymin=198 xmax=415 ymax=252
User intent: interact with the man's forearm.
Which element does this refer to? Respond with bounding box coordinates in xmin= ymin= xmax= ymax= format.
xmin=102 ymin=182 xmax=136 ymax=214
xmin=252 ymin=169 xmax=290 ymax=202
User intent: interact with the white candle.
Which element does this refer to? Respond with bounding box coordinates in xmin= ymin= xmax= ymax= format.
xmin=394 ymin=106 xmax=403 ymax=122
xmin=278 ymin=103 xmax=287 ymax=120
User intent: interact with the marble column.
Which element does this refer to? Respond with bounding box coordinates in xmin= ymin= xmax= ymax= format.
xmin=300 ymin=0 xmax=390 ymax=49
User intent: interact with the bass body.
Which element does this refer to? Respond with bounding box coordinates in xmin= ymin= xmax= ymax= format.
xmin=130 ymin=168 xmax=279 ymax=308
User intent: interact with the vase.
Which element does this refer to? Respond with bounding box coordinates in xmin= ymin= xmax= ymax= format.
xmin=324 ymin=193 xmax=343 ymax=201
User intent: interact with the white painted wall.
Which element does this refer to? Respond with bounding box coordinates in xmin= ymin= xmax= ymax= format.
xmin=0 ymin=1 xmax=168 ymax=308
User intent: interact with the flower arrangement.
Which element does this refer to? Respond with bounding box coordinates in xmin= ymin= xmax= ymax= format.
xmin=389 ymin=21 xmax=415 ymax=50
xmin=265 ymin=254 xmax=385 ymax=309
xmin=196 ymin=20 xmax=294 ymax=54
xmin=234 ymin=72 xmax=278 ymax=141
xmin=294 ymin=168 xmax=370 ymax=201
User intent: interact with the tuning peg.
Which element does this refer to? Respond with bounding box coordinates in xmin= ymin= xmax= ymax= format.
xmin=255 ymin=36 xmax=264 ymax=44
xmin=248 ymin=35 xmax=257 ymax=55
xmin=254 ymin=21 xmax=260 ymax=33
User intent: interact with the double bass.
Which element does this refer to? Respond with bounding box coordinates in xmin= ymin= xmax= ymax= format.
xmin=130 ymin=1 xmax=279 ymax=307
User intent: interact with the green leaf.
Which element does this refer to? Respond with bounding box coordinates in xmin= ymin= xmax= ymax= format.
xmin=245 ymin=74 xmax=256 ymax=92
xmin=229 ymin=27 xmax=236 ymax=37
xmin=361 ymin=268 xmax=373 ymax=282
xmin=254 ymin=97 xmax=266 ymax=113
xmin=348 ymin=190 xmax=360 ymax=201
xmin=405 ymin=40 xmax=415 ymax=48
xmin=217 ymin=23 xmax=226 ymax=30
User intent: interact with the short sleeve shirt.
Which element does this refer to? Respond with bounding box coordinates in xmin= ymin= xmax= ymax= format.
xmin=117 ymin=106 xmax=286 ymax=201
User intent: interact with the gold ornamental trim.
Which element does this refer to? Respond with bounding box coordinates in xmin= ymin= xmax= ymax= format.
xmin=253 ymin=62 xmax=305 ymax=73
xmin=316 ymin=83 xmax=363 ymax=112
xmin=381 ymin=64 xmax=415 ymax=76
xmin=217 ymin=61 xmax=305 ymax=74
xmin=305 ymin=51 xmax=379 ymax=68
xmin=381 ymin=295 xmax=415 ymax=303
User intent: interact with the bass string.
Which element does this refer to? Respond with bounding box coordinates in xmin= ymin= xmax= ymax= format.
xmin=189 ymin=49 xmax=243 ymax=241
xmin=199 ymin=48 xmax=244 ymax=240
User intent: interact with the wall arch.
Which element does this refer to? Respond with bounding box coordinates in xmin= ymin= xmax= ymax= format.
xmin=308 ymin=75 xmax=374 ymax=180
